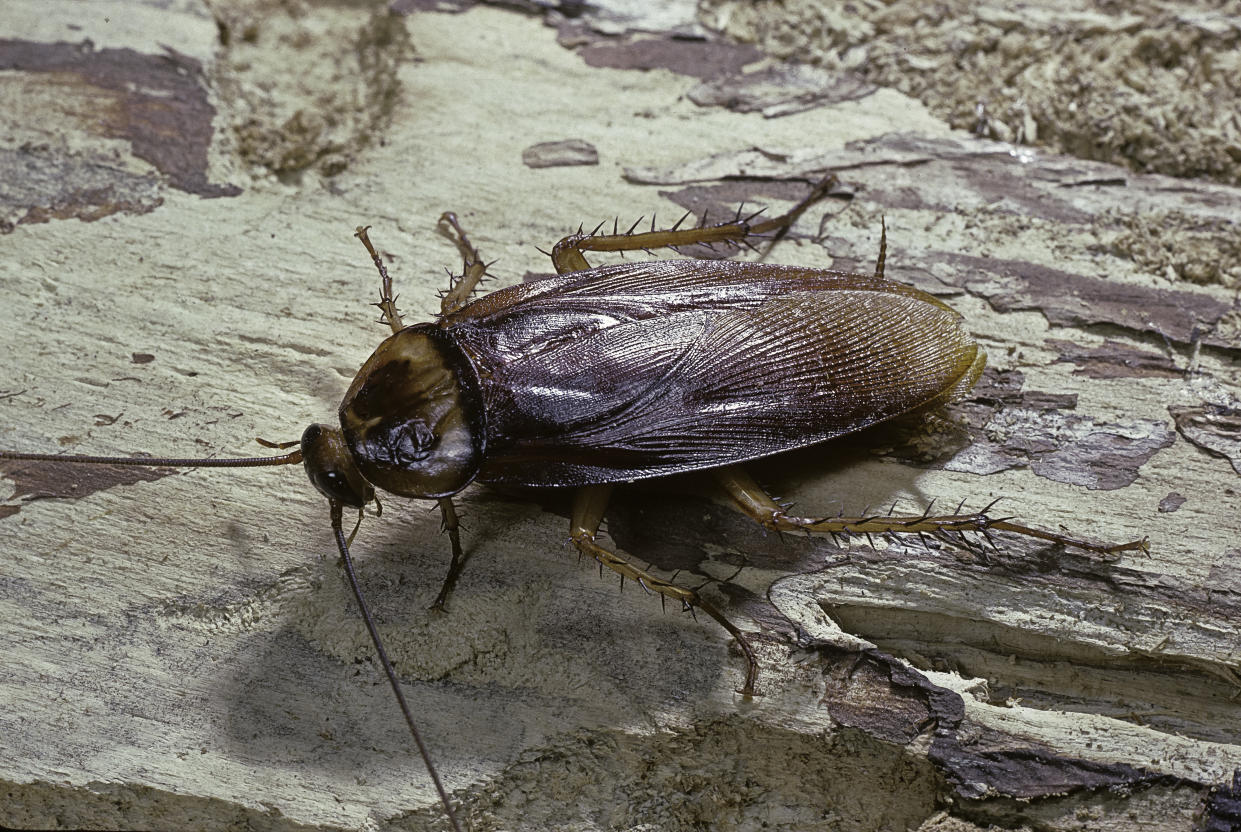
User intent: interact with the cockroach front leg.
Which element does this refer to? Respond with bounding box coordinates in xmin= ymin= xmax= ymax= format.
xmin=549 ymin=174 xmax=840 ymax=274
xmin=430 ymin=496 xmax=468 ymax=611
xmin=569 ymin=484 xmax=762 ymax=695
xmin=714 ymin=466 xmax=1148 ymax=555
xmin=355 ymin=226 xmax=404 ymax=334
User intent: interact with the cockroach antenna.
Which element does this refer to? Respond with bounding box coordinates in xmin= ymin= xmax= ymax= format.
xmin=0 ymin=445 xmax=466 ymax=832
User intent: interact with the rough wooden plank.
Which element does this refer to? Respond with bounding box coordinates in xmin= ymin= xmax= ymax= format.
xmin=2 ymin=2 xmax=1239 ymax=831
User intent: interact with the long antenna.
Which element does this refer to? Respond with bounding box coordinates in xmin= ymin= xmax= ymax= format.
xmin=330 ymin=501 xmax=464 ymax=832
xmin=2 ymin=446 xmax=465 ymax=829
xmin=0 ymin=449 xmax=303 ymax=467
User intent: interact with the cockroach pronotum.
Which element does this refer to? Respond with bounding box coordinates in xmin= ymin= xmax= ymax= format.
xmin=0 ymin=174 xmax=1146 ymax=830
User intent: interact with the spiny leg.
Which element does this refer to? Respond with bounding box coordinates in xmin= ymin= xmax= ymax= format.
xmin=549 ymin=173 xmax=840 ymax=274
xmin=569 ymin=484 xmax=762 ymax=695
xmin=328 ymin=501 xmax=463 ymax=832
xmin=437 ymin=212 xmax=490 ymax=315
xmin=713 ymin=466 xmax=1148 ymax=555
xmin=354 ymin=226 xmax=403 ymax=334
xmin=430 ymin=496 xmax=468 ymax=611
xmin=874 ymin=216 xmax=887 ymax=280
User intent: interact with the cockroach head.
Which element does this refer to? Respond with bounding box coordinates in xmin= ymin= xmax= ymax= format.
xmin=300 ymin=423 xmax=375 ymax=507
xmin=336 ymin=323 xmax=486 ymax=499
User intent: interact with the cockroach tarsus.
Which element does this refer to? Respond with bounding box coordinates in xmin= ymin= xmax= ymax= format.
xmin=0 ymin=174 xmax=1147 ymax=831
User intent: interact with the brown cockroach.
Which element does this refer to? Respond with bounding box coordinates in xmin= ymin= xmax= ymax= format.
xmin=0 ymin=174 xmax=1146 ymax=830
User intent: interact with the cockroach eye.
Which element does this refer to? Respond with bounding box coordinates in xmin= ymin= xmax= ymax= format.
xmin=338 ymin=323 xmax=486 ymax=499
xmin=299 ymin=423 xmax=375 ymax=507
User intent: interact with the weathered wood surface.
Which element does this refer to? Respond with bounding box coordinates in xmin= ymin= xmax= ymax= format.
xmin=2 ymin=2 xmax=1239 ymax=830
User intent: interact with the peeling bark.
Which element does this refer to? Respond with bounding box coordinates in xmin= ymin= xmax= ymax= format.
xmin=1 ymin=1 xmax=1239 ymax=831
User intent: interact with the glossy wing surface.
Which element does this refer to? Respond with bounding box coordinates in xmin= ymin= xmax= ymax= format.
xmin=444 ymin=259 xmax=952 ymax=340
xmin=447 ymin=261 xmax=983 ymax=486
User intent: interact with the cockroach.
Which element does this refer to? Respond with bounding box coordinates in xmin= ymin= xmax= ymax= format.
xmin=1 ymin=174 xmax=1146 ymax=830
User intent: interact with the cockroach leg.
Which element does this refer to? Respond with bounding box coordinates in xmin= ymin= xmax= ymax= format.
xmin=548 ymin=173 xmax=841 ymax=275
xmin=328 ymin=501 xmax=464 ymax=832
xmin=430 ymin=496 xmax=468 ymax=611
xmin=346 ymin=507 xmax=365 ymax=546
xmin=354 ymin=226 xmax=403 ymax=334
xmin=569 ymin=484 xmax=761 ymax=696
xmin=437 ymin=212 xmax=489 ymax=315
xmin=874 ymin=216 xmax=888 ymax=280
xmin=713 ymin=465 xmax=1149 ymax=556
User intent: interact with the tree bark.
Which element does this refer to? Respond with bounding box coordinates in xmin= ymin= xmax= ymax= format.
xmin=2 ymin=2 xmax=1238 ymax=830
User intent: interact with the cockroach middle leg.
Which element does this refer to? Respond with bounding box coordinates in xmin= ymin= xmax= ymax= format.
xmin=713 ymin=466 xmax=1149 ymax=556
xmin=549 ymin=173 xmax=840 ymax=274
xmin=569 ymin=484 xmax=761 ymax=695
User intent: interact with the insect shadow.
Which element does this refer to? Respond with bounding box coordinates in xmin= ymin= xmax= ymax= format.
xmin=1 ymin=173 xmax=1147 ymax=831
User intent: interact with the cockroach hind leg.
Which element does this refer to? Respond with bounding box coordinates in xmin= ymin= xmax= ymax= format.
xmin=713 ymin=465 xmax=1144 ymax=557
xmin=547 ymin=173 xmax=838 ymax=275
xmin=568 ymin=483 xmax=761 ymax=696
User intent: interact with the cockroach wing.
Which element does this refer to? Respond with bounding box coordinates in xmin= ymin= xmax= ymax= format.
xmin=445 ymin=260 xmax=984 ymax=487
